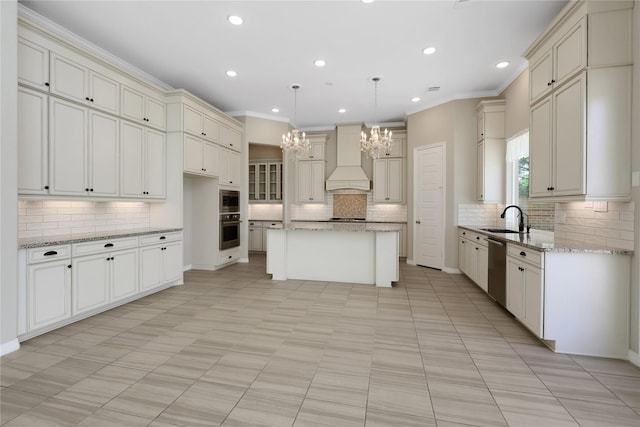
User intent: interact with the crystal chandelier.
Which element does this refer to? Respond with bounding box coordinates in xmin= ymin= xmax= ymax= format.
xmin=360 ymin=77 xmax=393 ymax=159
xmin=281 ymin=84 xmax=310 ymax=157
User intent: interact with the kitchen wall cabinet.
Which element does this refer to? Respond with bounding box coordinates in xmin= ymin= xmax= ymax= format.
xmin=184 ymin=134 xmax=219 ymax=177
xmin=120 ymin=121 xmax=166 ymax=199
xmin=220 ymin=125 xmax=242 ymax=152
xmin=18 ymin=87 xmax=48 ymax=195
xmin=18 ymin=37 xmax=49 ymax=91
xmin=297 ymin=160 xmax=325 ymax=203
xmin=49 ymin=97 xmax=119 ymax=197
xmin=121 ymin=85 xmax=165 ymax=130
xmin=476 ymin=100 xmax=505 ymax=203
xmin=26 ymin=245 xmax=72 ymax=332
xmin=525 ymin=1 xmax=632 ymax=202
xmin=249 ymin=162 xmax=282 ymax=202
xmin=506 ymin=245 xmax=544 ymax=337
xmin=218 ymin=147 xmax=241 ymax=187
xmin=296 ymin=140 xmax=325 ymax=160
xmin=373 ymin=158 xmax=404 ymax=203
xmin=183 ymin=103 xmax=220 ymax=143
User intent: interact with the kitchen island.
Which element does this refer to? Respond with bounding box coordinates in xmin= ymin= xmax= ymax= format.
xmin=266 ymin=222 xmax=400 ymax=287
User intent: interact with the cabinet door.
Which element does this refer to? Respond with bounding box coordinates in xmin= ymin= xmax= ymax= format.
xmin=310 ymin=161 xmax=325 ymax=201
xmin=145 ymin=96 xmax=166 ymax=130
xmin=554 ymin=17 xmax=586 ymax=87
xmin=73 ymin=254 xmax=109 ymax=316
xmin=202 ymin=142 xmax=219 ymax=176
xmin=477 ymin=141 xmax=485 ymax=201
xmin=297 ymin=161 xmax=312 ymax=202
xmin=88 ymin=111 xmax=119 ymax=197
xmin=184 ymin=135 xmax=204 ymax=174
xmin=524 ymin=266 xmax=544 ymax=337
xmin=202 ymin=115 xmax=219 ymax=142
xmin=221 ymin=126 xmax=241 ymax=152
xmin=121 ymin=86 xmax=145 ymax=123
xmin=458 ymin=238 xmax=466 ymax=274
xmin=140 ymin=245 xmax=163 ymax=291
xmin=529 ymin=97 xmax=553 ymax=197
xmin=464 ymin=241 xmax=478 ymax=284
xmin=163 ymin=241 xmax=183 ymax=284
xmin=28 ymin=260 xmax=71 ymax=331
xmin=257 ymin=164 xmax=267 ymax=201
xmin=529 ymin=50 xmax=553 ymax=103
xmin=249 ymin=227 xmax=263 ymax=251
xmin=89 ymin=71 xmax=119 ymax=115
xmin=386 ymin=158 xmax=403 ymax=203
xmin=218 ymin=148 xmax=230 ymax=184
xmin=145 ymin=129 xmax=166 ymax=198
xmin=506 ymin=258 xmax=525 ymax=319
xmin=373 ymin=160 xmax=388 ymax=202
xmin=120 ymin=121 xmax=145 ymax=197
xmin=228 ymin=151 xmax=241 ymax=187
xmin=299 ymin=141 xmax=325 ymax=160
xmin=18 ymin=87 xmax=48 ymax=194
xmin=49 ymin=97 xmax=88 ymax=196
xmin=248 ymin=164 xmax=257 ymax=200
xmin=476 ymin=245 xmax=489 ymax=292
xmin=111 ymin=249 xmax=138 ymax=302
xmin=50 ymin=52 xmax=88 ymax=103
xmin=268 ymin=163 xmax=281 ymax=201
xmin=183 ymin=104 xmax=203 ymax=136
xmin=552 ymin=73 xmax=585 ymax=196
xmin=18 ymin=38 xmax=49 ymax=90
xmin=477 ymin=112 xmax=485 ymax=142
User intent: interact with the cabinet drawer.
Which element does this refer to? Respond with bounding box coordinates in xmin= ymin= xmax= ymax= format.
xmin=507 ymin=244 xmax=544 ymax=268
xmin=140 ymin=231 xmax=182 ymax=246
xmin=72 ymin=237 xmax=138 ymax=256
xmin=218 ymin=247 xmax=240 ymax=265
xmin=248 ymin=221 xmax=263 ymax=228
xmin=27 ymin=245 xmax=71 ymax=263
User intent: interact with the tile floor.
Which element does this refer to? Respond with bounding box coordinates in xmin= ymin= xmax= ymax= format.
xmin=1 ymin=255 xmax=639 ymax=426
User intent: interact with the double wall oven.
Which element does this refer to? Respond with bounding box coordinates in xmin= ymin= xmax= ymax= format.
xmin=219 ymin=190 xmax=240 ymax=250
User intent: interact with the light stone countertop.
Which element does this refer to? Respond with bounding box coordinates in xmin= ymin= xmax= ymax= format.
xmin=19 ymin=228 xmax=183 ymax=249
xmin=277 ymin=221 xmax=402 ymax=232
xmin=459 ymin=226 xmax=633 ymax=255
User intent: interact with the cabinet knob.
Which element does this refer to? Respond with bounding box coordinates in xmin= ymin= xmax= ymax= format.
xmin=475 ymin=247 xmax=478 ymax=251
xmin=85 ymin=97 xmax=90 ymax=101
xmin=519 ymin=266 xmax=524 ymax=271
xmin=551 ymin=79 xmax=556 ymax=83
xmin=44 ymin=185 xmax=49 ymax=190
xmin=44 ymin=82 xmax=50 ymax=87
xmin=519 ymin=251 xmax=526 ymax=257
xmin=67 ymin=264 xmax=72 ymax=269
xmin=90 ymin=188 xmax=94 ymax=192
xmin=85 ymin=188 xmax=89 ymax=192
xmin=547 ymin=82 xmax=552 ymax=86
xmin=476 ymin=236 xmax=480 ymax=240
xmin=416 ymin=220 xmax=421 ymax=224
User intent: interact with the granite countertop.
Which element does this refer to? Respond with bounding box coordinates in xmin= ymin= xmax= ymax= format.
xmin=459 ymin=226 xmax=633 ymax=255
xmin=19 ymin=228 xmax=183 ymax=249
xmin=291 ymin=219 xmax=407 ymax=224
xmin=278 ymin=221 xmax=402 ymax=232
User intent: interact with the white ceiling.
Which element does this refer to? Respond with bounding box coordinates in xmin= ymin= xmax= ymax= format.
xmin=20 ymin=0 xmax=568 ymax=130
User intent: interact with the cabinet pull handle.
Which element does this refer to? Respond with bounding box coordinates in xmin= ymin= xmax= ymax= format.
xmin=519 ymin=251 xmax=526 ymax=257
xmin=519 ymin=267 xmax=524 ymax=271
xmin=159 ymin=236 xmax=166 ymax=240
xmin=104 ymin=243 xmax=114 ymax=248
xmin=85 ymin=97 xmax=90 ymax=101
xmin=43 ymin=250 xmax=58 ymax=256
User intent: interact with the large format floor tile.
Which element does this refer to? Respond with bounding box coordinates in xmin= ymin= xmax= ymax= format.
xmin=2 ymin=255 xmax=639 ymax=426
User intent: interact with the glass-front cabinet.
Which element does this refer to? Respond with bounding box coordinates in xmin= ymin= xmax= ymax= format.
xmin=249 ymin=161 xmax=281 ymax=202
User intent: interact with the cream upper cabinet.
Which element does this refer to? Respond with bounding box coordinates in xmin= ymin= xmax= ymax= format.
xmin=87 ymin=111 xmax=119 ymax=197
xmin=249 ymin=162 xmax=282 ymax=202
xmin=297 ymin=160 xmax=325 ymax=203
xmin=50 ymin=51 xmax=88 ymax=103
xmin=373 ymin=158 xmax=403 ymax=203
xmin=184 ymin=134 xmax=218 ymax=177
xmin=525 ymin=2 xmax=632 ymax=202
xmin=120 ymin=121 xmax=166 ymax=199
xmin=18 ymin=37 xmax=49 ymax=90
xmin=220 ymin=125 xmax=241 ymax=152
xmin=18 ymin=87 xmax=48 ymax=195
xmin=121 ymin=85 xmax=166 ymax=130
xmin=218 ymin=147 xmax=241 ymax=187
xmin=88 ymin=71 xmax=120 ymax=115
xmin=183 ymin=104 xmax=220 ymax=143
xmin=297 ymin=140 xmax=325 ymax=160
xmin=476 ymin=100 xmax=505 ymax=203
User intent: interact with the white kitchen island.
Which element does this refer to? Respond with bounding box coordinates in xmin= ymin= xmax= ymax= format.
xmin=266 ymin=222 xmax=400 ymax=287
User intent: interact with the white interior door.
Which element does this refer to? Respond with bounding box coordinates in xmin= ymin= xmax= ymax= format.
xmin=414 ymin=143 xmax=445 ymax=270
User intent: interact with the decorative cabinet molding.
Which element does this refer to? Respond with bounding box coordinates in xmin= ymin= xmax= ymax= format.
xmin=476 ymin=100 xmax=505 ymax=203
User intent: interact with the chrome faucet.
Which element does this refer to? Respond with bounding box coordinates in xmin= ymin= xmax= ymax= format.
xmin=500 ymin=205 xmax=530 ymax=233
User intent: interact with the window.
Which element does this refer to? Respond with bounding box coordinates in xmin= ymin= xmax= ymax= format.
xmin=506 ymin=131 xmax=529 ymax=205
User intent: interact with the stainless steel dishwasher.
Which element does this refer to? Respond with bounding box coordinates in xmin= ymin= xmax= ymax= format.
xmin=487 ymin=238 xmax=506 ymax=307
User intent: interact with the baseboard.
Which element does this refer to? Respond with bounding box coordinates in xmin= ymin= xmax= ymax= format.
xmin=444 ymin=267 xmax=463 ymax=274
xmin=629 ymin=349 xmax=640 ymax=367
xmin=183 ymin=264 xmax=192 ymax=272
xmin=0 ymin=339 xmax=20 ymax=356
xmin=406 ymin=258 xmax=416 ymax=265
xmin=238 ymin=257 xmax=249 ymax=263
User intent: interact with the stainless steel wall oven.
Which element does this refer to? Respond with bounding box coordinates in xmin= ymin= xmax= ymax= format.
xmin=220 ymin=213 xmax=240 ymax=250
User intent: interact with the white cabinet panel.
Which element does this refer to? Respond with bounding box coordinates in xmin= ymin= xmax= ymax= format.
xmin=73 ymin=253 xmax=109 ymax=316
xmin=202 ymin=142 xmax=219 ymax=177
xmin=18 ymin=37 xmax=49 ymax=90
xmin=140 ymin=245 xmax=163 ymax=291
xmin=373 ymin=158 xmax=403 ymax=203
xmin=184 ymin=135 xmax=218 ymax=177
xmin=28 ymin=259 xmax=71 ymax=331
xmin=146 ymin=96 xmax=166 ymax=130
xmin=121 ymin=86 xmax=165 ymax=130
xmin=49 ymin=97 xmax=87 ymax=196
xmin=111 ymin=249 xmax=139 ymax=302
xmin=145 ymin=129 xmax=166 ymax=199
xmin=120 ymin=121 xmax=166 ymax=199
xmin=163 ymin=241 xmax=183 ymax=284
xmin=219 ymin=148 xmax=241 ymax=187
xmin=202 ymin=115 xmax=219 ymax=143
xmin=18 ymin=87 xmax=48 ymax=195
xmin=50 ymin=52 xmax=88 ymax=103
xmin=89 ymin=71 xmax=119 ymax=115
xmin=296 ymin=160 xmax=325 ymax=203
xmin=88 ymin=111 xmax=119 ymax=197
xmin=183 ymin=104 xmax=202 ymax=136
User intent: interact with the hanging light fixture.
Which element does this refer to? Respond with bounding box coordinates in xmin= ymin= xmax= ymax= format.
xmin=281 ymin=84 xmax=310 ymax=157
xmin=360 ymin=76 xmax=393 ymax=159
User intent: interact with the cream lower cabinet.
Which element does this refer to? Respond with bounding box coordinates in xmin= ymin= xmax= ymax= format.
xmin=506 ymin=245 xmax=544 ymax=338
xmin=26 ymin=246 xmax=72 ymax=332
xmin=140 ymin=234 xmax=183 ymax=292
xmin=248 ymin=222 xmax=263 ymax=252
xmin=458 ymin=229 xmax=488 ymax=292
xmin=297 ymin=160 xmax=325 ymax=203
xmin=120 ymin=121 xmax=166 ymax=199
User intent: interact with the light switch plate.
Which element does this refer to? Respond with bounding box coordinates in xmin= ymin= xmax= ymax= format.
xmin=632 ymin=171 xmax=640 ymax=187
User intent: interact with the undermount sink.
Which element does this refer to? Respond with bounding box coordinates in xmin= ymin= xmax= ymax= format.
xmin=480 ymin=228 xmax=521 ymax=234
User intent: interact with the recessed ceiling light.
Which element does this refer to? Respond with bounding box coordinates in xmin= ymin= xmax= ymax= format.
xmin=338 ymin=108 xmax=346 ymax=113
xmin=411 ymin=97 xmax=420 ymax=103
xmin=496 ymin=61 xmax=510 ymax=69
xmin=272 ymin=107 xmax=280 ymax=113
xmin=314 ymin=59 xmax=326 ymax=67
xmin=226 ymin=70 xmax=237 ymax=77
xmin=228 ymin=15 xmax=243 ymax=25
xmin=362 ymin=0 xmax=375 ymax=3
xmin=422 ymin=47 xmax=436 ymax=55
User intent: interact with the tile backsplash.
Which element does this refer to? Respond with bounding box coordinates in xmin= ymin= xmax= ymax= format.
xmin=18 ymin=200 xmax=150 ymax=239
xmin=248 ymin=203 xmax=283 ymax=221
xmin=333 ymin=194 xmax=367 ymax=218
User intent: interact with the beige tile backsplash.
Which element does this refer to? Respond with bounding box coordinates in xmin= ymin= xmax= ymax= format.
xmin=333 ymin=194 xmax=367 ymax=218
xmin=18 ymin=200 xmax=151 ymax=239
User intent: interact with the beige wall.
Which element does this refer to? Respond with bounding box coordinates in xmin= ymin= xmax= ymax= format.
xmin=249 ymin=144 xmax=282 ymax=162
xmin=241 ymin=115 xmax=289 ymax=146
xmin=501 ymin=69 xmax=530 ymax=139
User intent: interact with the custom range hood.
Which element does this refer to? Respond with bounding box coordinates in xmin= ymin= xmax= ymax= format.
xmin=326 ymin=123 xmax=370 ymax=191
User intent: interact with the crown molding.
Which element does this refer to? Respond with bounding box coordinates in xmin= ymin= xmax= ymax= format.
xmin=404 ymin=89 xmax=499 ymax=117
xmin=226 ymin=110 xmax=290 ymax=123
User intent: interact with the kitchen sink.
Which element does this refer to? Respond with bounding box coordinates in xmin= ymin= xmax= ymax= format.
xmin=480 ymin=228 xmax=521 ymax=234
